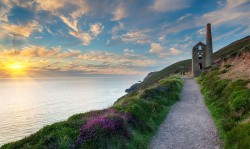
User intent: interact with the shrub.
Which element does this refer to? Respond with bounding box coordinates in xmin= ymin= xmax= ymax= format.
xmin=226 ymin=123 xmax=250 ymax=149
xmin=77 ymin=109 xmax=136 ymax=147
xmin=229 ymin=89 xmax=250 ymax=112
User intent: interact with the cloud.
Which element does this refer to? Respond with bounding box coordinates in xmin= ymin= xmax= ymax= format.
xmin=112 ymin=4 xmax=127 ymax=21
xmin=0 ymin=46 xmax=81 ymax=58
xmin=58 ymin=18 xmax=103 ymax=45
xmin=36 ymin=0 xmax=89 ymax=18
xmin=149 ymin=43 xmax=182 ymax=57
xmin=197 ymin=28 xmax=205 ymax=35
xmin=124 ymin=48 xmax=134 ymax=55
xmin=0 ymin=46 xmax=60 ymax=58
xmin=198 ymin=0 xmax=250 ymax=26
xmin=36 ymin=0 xmax=64 ymax=11
xmin=69 ymin=0 xmax=89 ymax=19
xmin=177 ymin=13 xmax=192 ymax=22
xmin=151 ymin=0 xmax=191 ymax=12
xmin=169 ymin=48 xmax=181 ymax=55
xmin=0 ymin=45 xmax=158 ymax=76
xmin=77 ymin=51 xmax=156 ymax=68
xmin=0 ymin=21 xmax=42 ymax=38
xmin=0 ymin=0 xmax=35 ymax=23
xmin=149 ymin=43 xmax=164 ymax=53
xmin=90 ymin=23 xmax=103 ymax=36
xmin=160 ymin=0 xmax=250 ymax=35
xmin=158 ymin=35 xmax=166 ymax=42
xmin=69 ymin=31 xmax=92 ymax=45
xmin=59 ymin=15 xmax=78 ymax=32
xmin=113 ymin=30 xmax=151 ymax=44
xmin=112 ymin=22 xmax=124 ymax=34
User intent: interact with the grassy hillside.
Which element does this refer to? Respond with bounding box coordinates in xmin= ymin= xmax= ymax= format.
xmin=197 ymin=36 xmax=250 ymax=148
xmin=2 ymin=76 xmax=183 ymax=149
xmin=198 ymin=67 xmax=250 ymax=148
xmin=136 ymin=59 xmax=191 ymax=90
xmin=213 ymin=36 xmax=250 ymax=62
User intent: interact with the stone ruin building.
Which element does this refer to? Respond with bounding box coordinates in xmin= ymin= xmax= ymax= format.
xmin=192 ymin=23 xmax=213 ymax=77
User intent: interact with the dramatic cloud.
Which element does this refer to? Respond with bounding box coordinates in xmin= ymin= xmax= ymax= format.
xmin=0 ymin=21 xmax=41 ymax=38
xmin=0 ymin=46 xmax=157 ymax=76
xmin=0 ymin=0 xmax=249 ymax=77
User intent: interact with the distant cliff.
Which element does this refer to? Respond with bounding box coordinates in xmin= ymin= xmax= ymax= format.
xmin=125 ymin=59 xmax=191 ymax=93
xmin=125 ymin=71 xmax=158 ymax=93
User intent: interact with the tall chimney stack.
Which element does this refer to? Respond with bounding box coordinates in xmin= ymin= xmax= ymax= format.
xmin=205 ymin=23 xmax=213 ymax=67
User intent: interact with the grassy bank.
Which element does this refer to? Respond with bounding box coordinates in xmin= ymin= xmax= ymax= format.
xmin=2 ymin=76 xmax=183 ymax=149
xmin=198 ymin=68 xmax=250 ymax=148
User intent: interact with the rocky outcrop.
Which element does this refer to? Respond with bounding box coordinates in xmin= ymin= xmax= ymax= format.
xmin=125 ymin=71 xmax=158 ymax=93
xmin=125 ymin=83 xmax=140 ymax=93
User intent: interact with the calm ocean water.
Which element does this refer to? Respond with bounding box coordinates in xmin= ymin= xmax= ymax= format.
xmin=0 ymin=76 xmax=142 ymax=146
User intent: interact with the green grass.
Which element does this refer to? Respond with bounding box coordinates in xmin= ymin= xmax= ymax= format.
xmin=197 ymin=68 xmax=250 ymax=149
xmin=1 ymin=76 xmax=183 ymax=149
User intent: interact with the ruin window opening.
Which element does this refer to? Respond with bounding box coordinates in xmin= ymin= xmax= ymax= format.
xmin=199 ymin=63 xmax=202 ymax=69
xmin=198 ymin=45 xmax=202 ymax=50
xmin=199 ymin=56 xmax=202 ymax=59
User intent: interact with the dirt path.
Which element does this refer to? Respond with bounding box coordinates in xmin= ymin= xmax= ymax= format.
xmin=150 ymin=78 xmax=221 ymax=149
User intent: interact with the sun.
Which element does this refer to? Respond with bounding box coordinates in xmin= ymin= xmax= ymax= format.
xmin=9 ymin=62 xmax=24 ymax=70
xmin=4 ymin=61 xmax=29 ymax=77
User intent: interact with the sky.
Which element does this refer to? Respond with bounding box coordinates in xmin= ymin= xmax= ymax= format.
xmin=0 ymin=0 xmax=249 ymax=78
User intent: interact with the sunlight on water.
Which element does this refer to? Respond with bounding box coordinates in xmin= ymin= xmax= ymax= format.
xmin=0 ymin=76 xmax=142 ymax=146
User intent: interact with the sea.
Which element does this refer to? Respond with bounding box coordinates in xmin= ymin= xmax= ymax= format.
xmin=0 ymin=76 xmax=142 ymax=146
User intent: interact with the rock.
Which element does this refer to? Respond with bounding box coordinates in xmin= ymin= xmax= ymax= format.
xmin=125 ymin=83 xmax=140 ymax=93
xmin=125 ymin=71 xmax=158 ymax=93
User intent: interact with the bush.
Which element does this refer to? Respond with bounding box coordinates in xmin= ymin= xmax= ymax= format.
xmin=77 ymin=109 xmax=136 ymax=148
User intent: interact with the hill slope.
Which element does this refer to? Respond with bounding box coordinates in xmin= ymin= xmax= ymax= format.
xmin=197 ymin=36 xmax=250 ymax=148
xmin=131 ymin=36 xmax=250 ymax=92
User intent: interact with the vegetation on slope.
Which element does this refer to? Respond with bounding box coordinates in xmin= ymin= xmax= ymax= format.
xmin=198 ymin=66 xmax=250 ymax=148
xmin=132 ymin=36 xmax=249 ymax=94
xmin=197 ymin=36 xmax=250 ymax=148
xmin=213 ymin=36 xmax=250 ymax=62
xmin=136 ymin=59 xmax=191 ymax=91
xmin=141 ymin=36 xmax=250 ymax=90
xmin=2 ymin=76 xmax=183 ymax=149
